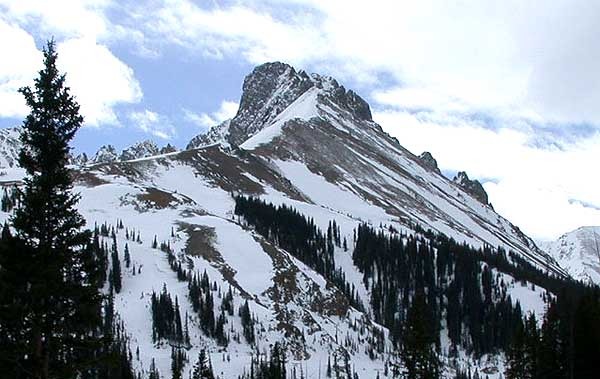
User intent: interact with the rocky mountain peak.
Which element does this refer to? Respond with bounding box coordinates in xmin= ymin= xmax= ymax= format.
xmin=71 ymin=152 xmax=89 ymax=167
xmin=159 ymin=143 xmax=177 ymax=155
xmin=418 ymin=151 xmax=441 ymax=174
xmin=88 ymin=140 xmax=175 ymax=165
xmin=453 ymin=171 xmax=489 ymax=205
xmin=187 ymin=120 xmax=232 ymax=150
xmin=223 ymin=62 xmax=372 ymax=146
xmin=317 ymin=76 xmax=372 ymax=122
xmin=120 ymin=140 xmax=160 ymax=161
xmin=92 ymin=145 xmax=118 ymax=164
xmin=228 ymin=62 xmax=314 ymax=146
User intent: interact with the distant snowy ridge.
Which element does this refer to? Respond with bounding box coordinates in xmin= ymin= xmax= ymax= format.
xmin=0 ymin=127 xmax=21 ymax=169
xmin=82 ymin=141 xmax=179 ymax=166
xmin=541 ymin=226 xmax=600 ymax=284
xmin=120 ymin=140 xmax=160 ymax=161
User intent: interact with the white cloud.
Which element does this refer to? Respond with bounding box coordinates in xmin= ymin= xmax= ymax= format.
xmin=127 ymin=1 xmax=328 ymax=66
xmin=0 ymin=20 xmax=42 ymax=118
xmin=0 ymin=0 xmax=143 ymax=126
xmin=0 ymin=0 xmax=111 ymax=40
xmin=128 ymin=109 xmax=175 ymax=139
xmin=126 ymin=0 xmax=600 ymax=125
xmin=184 ymin=100 xmax=238 ymax=129
xmin=57 ymin=37 xmax=142 ymax=126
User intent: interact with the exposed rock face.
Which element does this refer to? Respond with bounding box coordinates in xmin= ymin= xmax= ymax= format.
xmin=228 ymin=62 xmax=314 ymax=146
xmin=453 ymin=171 xmax=489 ymax=205
xmin=189 ymin=62 xmax=372 ymax=148
xmin=87 ymin=140 xmax=174 ymax=165
xmin=159 ymin=143 xmax=177 ymax=155
xmin=120 ymin=140 xmax=160 ymax=161
xmin=92 ymin=145 xmax=119 ymax=164
xmin=71 ymin=153 xmax=89 ymax=166
xmin=187 ymin=120 xmax=231 ymax=150
xmin=418 ymin=151 xmax=441 ymax=174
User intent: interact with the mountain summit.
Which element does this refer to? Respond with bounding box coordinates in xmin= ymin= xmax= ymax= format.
xmin=188 ymin=62 xmax=372 ymax=149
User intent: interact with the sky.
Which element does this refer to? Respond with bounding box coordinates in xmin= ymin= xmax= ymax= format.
xmin=1 ymin=0 xmax=600 ymax=241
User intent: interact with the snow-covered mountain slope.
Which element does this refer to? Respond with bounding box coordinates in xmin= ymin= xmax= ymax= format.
xmin=0 ymin=127 xmax=26 ymax=181
xmin=48 ymin=158 xmax=398 ymax=378
xmin=56 ymin=151 xmax=548 ymax=378
xmin=540 ymin=226 xmax=600 ymax=284
xmin=0 ymin=127 xmax=21 ymax=169
xmin=192 ymin=62 xmax=563 ymax=277
xmin=0 ymin=62 xmax=567 ymax=378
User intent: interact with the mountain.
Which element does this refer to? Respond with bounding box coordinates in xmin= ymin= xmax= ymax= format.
xmin=86 ymin=141 xmax=178 ymax=165
xmin=192 ymin=62 xmax=560 ymax=275
xmin=0 ymin=62 xmax=571 ymax=378
xmin=120 ymin=140 xmax=160 ymax=161
xmin=71 ymin=152 xmax=89 ymax=166
xmin=453 ymin=171 xmax=489 ymax=206
xmin=92 ymin=144 xmax=119 ymax=163
xmin=159 ymin=143 xmax=177 ymax=154
xmin=418 ymin=151 xmax=441 ymax=174
xmin=0 ymin=127 xmax=26 ymax=182
xmin=0 ymin=127 xmax=21 ymax=169
xmin=541 ymin=226 xmax=600 ymax=284
xmin=187 ymin=119 xmax=232 ymax=149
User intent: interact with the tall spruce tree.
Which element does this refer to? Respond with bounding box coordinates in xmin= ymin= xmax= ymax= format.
xmin=192 ymin=349 xmax=214 ymax=379
xmin=401 ymin=292 xmax=439 ymax=379
xmin=505 ymin=319 xmax=526 ymax=379
xmin=0 ymin=40 xmax=103 ymax=378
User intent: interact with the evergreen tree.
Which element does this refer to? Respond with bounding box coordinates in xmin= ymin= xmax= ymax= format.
xmin=572 ymin=291 xmax=600 ymax=378
xmin=538 ymin=302 xmax=565 ymax=379
xmin=401 ymin=293 xmax=439 ymax=379
xmin=111 ymin=244 xmax=122 ymax=293
xmin=269 ymin=342 xmax=286 ymax=379
xmin=0 ymin=40 xmax=103 ymax=379
xmin=192 ymin=349 xmax=214 ymax=379
xmin=171 ymin=346 xmax=186 ymax=379
xmin=124 ymin=243 xmax=131 ymax=268
xmin=505 ymin=319 xmax=526 ymax=379
xmin=150 ymin=285 xmax=185 ymax=345
xmin=239 ymin=300 xmax=255 ymax=345
xmin=523 ymin=313 xmax=540 ymax=379
xmin=184 ymin=312 xmax=191 ymax=347
xmin=149 ymin=358 xmax=160 ymax=379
